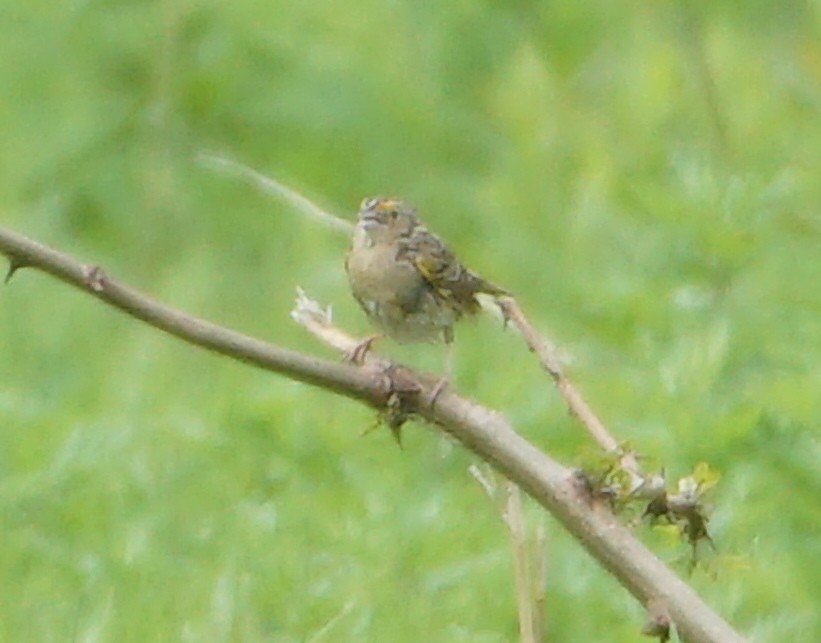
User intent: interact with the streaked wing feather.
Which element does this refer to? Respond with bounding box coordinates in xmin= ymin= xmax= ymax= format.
xmin=400 ymin=225 xmax=504 ymax=314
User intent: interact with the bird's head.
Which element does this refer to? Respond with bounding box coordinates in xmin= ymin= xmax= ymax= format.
xmin=356 ymin=197 xmax=418 ymax=241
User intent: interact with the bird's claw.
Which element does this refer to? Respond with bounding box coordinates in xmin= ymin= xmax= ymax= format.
xmin=426 ymin=376 xmax=450 ymax=406
xmin=344 ymin=334 xmax=382 ymax=364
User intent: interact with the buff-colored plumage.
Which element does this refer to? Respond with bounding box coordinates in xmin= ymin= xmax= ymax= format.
xmin=345 ymin=197 xmax=506 ymax=346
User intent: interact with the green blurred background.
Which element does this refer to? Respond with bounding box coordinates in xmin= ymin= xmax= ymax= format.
xmin=0 ymin=1 xmax=819 ymax=641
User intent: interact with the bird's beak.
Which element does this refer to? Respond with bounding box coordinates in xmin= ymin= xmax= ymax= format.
xmin=358 ymin=212 xmax=380 ymax=228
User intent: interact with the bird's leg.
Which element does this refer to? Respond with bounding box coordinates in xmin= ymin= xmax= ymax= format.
xmin=427 ymin=336 xmax=454 ymax=405
xmin=344 ymin=333 xmax=384 ymax=364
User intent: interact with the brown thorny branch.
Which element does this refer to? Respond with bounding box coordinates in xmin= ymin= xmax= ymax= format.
xmin=0 ymin=163 xmax=746 ymax=643
xmin=199 ymin=155 xmax=663 ymax=493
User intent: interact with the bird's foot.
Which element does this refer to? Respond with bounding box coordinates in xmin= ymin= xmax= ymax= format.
xmin=344 ymin=334 xmax=383 ymax=364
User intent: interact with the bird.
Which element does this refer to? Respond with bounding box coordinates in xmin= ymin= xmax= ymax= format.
xmin=344 ymin=196 xmax=507 ymax=393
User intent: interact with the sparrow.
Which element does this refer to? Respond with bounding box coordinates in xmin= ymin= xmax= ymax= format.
xmin=345 ymin=196 xmax=507 ymax=364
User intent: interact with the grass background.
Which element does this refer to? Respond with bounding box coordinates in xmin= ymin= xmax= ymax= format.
xmin=1 ymin=1 xmax=819 ymax=641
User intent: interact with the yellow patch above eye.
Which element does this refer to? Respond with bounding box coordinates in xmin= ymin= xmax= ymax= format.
xmin=374 ymin=198 xmax=399 ymax=212
xmin=359 ymin=197 xmax=399 ymax=212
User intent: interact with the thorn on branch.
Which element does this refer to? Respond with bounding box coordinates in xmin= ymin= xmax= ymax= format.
xmin=570 ymin=467 xmax=620 ymax=509
xmin=83 ymin=265 xmax=107 ymax=292
xmin=642 ymin=598 xmax=672 ymax=642
xmin=4 ymin=256 xmax=27 ymax=283
xmin=377 ymin=364 xmax=423 ymax=446
xmin=642 ymin=469 xmax=718 ymax=569
xmin=344 ymin=334 xmax=382 ymax=365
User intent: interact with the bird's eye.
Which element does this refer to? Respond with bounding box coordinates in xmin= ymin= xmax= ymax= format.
xmin=359 ymin=197 xmax=402 ymax=220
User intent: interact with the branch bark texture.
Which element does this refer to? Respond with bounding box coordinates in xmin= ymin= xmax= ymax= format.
xmin=0 ymin=225 xmax=746 ymax=643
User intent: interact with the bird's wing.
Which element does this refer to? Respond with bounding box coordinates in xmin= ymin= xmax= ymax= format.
xmin=398 ymin=225 xmax=506 ymax=314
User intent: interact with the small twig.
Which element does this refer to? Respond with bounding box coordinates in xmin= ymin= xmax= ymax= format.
xmin=470 ymin=466 xmax=545 ymax=643
xmin=498 ymin=296 xmax=668 ymax=503
xmin=533 ymin=524 xmax=548 ymax=641
xmin=498 ymin=297 xmax=646 ymax=489
xmin=291 ymin=288 xmax=366 ymax=361
xmin=504 ymin=481 xmax=539 ymax=643
xmin=498 ymin=297 xmax=615 ymax=449
xmin=196 ymin=152 xmax=354 ymax=233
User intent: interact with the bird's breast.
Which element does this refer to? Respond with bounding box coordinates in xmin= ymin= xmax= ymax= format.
xmin=346 ymin=235 xmax=454 ymax=343
xmin=346 ymin=238 xmax=419 ymax=303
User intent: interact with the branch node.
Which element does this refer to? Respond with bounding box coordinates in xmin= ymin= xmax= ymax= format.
xmin=83 ymin=265 xmax=108 ymax=292
xmin=569 ymin=468 xmax=600 ymax=504
xmin=378 ymin=364 xmax=424 ymax=445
